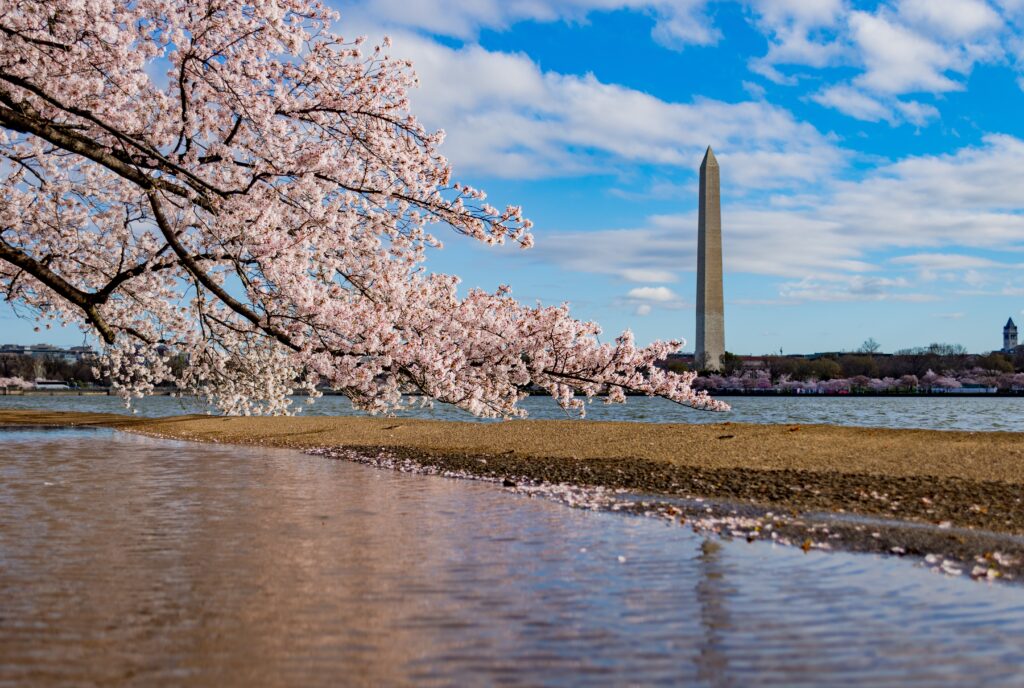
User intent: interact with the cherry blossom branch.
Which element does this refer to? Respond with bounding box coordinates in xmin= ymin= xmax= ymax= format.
xmin=0 ymin=0 xmax=723 ymax=416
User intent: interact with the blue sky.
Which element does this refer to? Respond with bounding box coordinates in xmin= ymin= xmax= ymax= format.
xmin=6 ymin=0 xmax=1024 ymax=355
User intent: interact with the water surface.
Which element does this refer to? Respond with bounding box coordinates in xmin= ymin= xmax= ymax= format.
xmin=3 ymin=393 xmax=1024 ymax=431
xmin=2 ymin=429 xmax=1023 ymax=685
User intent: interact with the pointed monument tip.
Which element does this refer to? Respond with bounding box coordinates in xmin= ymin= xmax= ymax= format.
xmin=701 ymin=145 xmax=718 ymax=168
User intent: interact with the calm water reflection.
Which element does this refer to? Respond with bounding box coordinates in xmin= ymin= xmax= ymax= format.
xmin=2 ymin=429 xmax=1024 ymax=686
xmin=5 ymin=393 xmax=1024 ymax=431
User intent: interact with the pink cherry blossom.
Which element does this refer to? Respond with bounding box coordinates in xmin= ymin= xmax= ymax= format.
xmin=0 ymin=1 xmax=726 ymax=416
xmin=0 ymin=376 xmax=32 ymax=390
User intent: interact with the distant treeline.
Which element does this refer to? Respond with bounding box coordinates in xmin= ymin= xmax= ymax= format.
xmin=0 ymin=353 xmax=101 ymax=386
xmin=744 ymin=351 xmax=1014 ymax=382
xmin=0 ymin=352 xmax=186 ymax=387
xmin=661 ymin=343 xmax=1024 ymax=393
xmin=664 ymin=344 xmax=1016 ymax=380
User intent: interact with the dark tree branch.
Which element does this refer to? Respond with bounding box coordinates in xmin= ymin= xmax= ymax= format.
xmin=0 ymin=237 xmax=116 ymax=343
xmin=0 ymin=93 xmax=211 ymax=212
xmin=145 ymin=189 xmax=301 ymax=352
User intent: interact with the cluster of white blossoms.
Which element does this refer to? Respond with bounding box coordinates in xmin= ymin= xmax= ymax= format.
xmin=0 ymin=0 xmax=727 ymax=416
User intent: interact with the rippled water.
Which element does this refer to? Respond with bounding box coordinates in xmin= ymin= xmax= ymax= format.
xmin=4 ymin=393 xmax=1024 ymax=431
xmin=3 ymin=429 xmax=1024 ymax=686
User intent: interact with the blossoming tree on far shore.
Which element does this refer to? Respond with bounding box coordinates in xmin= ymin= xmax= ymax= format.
xmin=0 ymin=0 xmax=726 ymax=416
xmin=0 ymin=376 xmax=32 ymax=390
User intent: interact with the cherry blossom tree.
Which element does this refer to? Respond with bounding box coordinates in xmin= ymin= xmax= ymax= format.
xmin=775 ymin=374 xmax=806 ymax=393
xmin=897 ymin=374 xmax=919 ymax=391
xmin=818 ymin=378 xmax=850 ymax=394
xmin=920 ymin=370 xmax=941 ymax=390
xmin=0 ymin=0 xmax=726 ymax=416
xmin=0 ymin=375 xmax=31 ymax=390
xmin=867 ymin=377 xmax=896 ymax=392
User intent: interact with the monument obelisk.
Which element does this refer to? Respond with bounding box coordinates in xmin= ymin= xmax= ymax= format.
xmin=695 ymin=146 xmax=725 ymax=371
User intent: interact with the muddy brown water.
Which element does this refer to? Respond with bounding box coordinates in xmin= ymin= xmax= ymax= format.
xmin=3 ymin=428 xmax=1024 ymax=686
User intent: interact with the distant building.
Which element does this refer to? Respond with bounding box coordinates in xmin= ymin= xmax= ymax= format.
xmin=1004 ymin=318 xmax=1018 ymax=353
xmin=33 ymin=379 xmax=70 ymax=390
xmin=0 ymin=343 xmax=97 ymax=362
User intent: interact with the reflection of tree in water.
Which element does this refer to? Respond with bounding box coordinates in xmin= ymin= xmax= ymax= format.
xmin=695 ymin=539 xmax=737 ymax=688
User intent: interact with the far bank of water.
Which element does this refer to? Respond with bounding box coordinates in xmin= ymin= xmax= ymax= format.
xmin=2 ymin=394 xmax=1023 ymax=432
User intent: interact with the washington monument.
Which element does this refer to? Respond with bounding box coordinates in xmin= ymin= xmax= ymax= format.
xmin=695 ymin=146 xmax=725 ymax=371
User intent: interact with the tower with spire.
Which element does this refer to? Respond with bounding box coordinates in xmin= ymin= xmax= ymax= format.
xmin=695 ymin=146 xmax=725 ymax=372
xmin=1004 ymin=318 xmax=1018 ymax=352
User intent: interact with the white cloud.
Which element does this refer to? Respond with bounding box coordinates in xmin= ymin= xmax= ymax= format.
xmin=339 ymin=0 xmax=720 ymax=47
xmin=627 ymin=286 xmax=679 ymax=302
xmin=335 ymin=1 xmax=1024 ymax=277
xmin=811 ymin=78 xmax=940 ymax=128
xmin=778 ymin=275 xmax=934 ymax=303
xmin=531 ymin=135 xmax=1024 ymax=300
xmin=756 ymin=0 xmax=843 ymax=26
xmin=890 ymin=253 xmax=1005 ymax=269
xmin=342 ymin=0 xmax=1023 ymax=128
xmin=621 ymin=268 xmax=678 ymax=282
xmin=849 ymin=11 xmax=962 ymax=94
xmin=889 ymin=253 xmax=1024 ymax=283
xmin=898 ymin=0 xmax=1003 ymax=40
xmin=622 ymin=285 xmax=686 ymax=314
xmin=746 ymin=0 xmax=845 ymax=81
xmin=741 ymin=80 xmax=766 ymax=99
xmin=389 ymin=33 xmax=842 ymax=184
xmin=962 ymin=269 xmax=992 ymax=287
xmin=609 ymin=179 xmax=696 ymax=202
xmin=538 ymin=227 xmax=694 ymax=282
xmin=893 ymin=99 xmax=941 ymax=126
xmin=748 ymin=62 xmax=799 ymax=85
xmin=742 ymin=0 xmax=1009 ymax=125
xmin=534 ymin=212 xmax=871 ymax=284
xmin=649 ymin=0 xmax=720 ymax=47
xmin=999 ymin=0 xmax=1024 ymax=14
xmin=812 ymin=85 xmax=893 ymax=122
